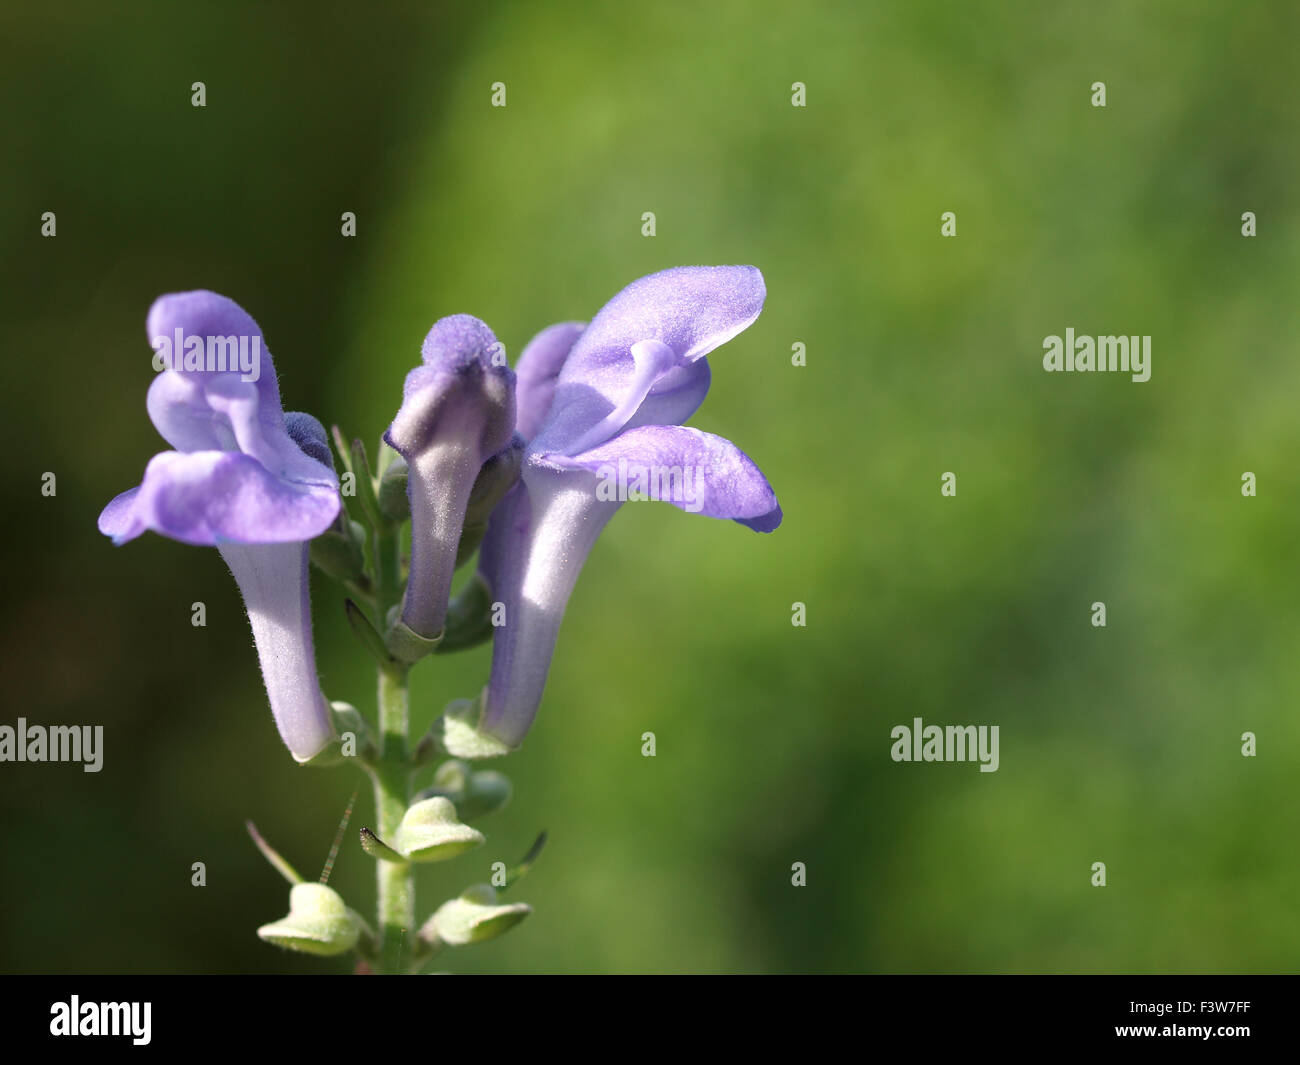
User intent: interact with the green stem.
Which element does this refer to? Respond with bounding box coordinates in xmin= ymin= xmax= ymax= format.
xmin=366 ymin=490 xmax=412 ymax=973
xmin=371 ymin=664 xmax=412 ymax=973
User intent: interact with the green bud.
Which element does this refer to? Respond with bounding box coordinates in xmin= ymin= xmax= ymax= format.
xmin=257 ymin=883 xmax=363 ymax=957
xmin=392 ymin=797 xmax=484 ymax=862
xmin=453 ymin=522 xmax=489 ymax=569
xmin=425 ymin=758 xmax=471 ymax=799
xmin=309 ymin=518 xmax=367 ymax=582
xmin=448 ymin=440 xmax=524 ymax=569
xmin=436 ymin=573 xmax=495 ymax=654
xmin=377 ymin=454 xmax=410 ymax=522
xmin=458 ymin=770 xmax=511 ymax=820
xmin=417 ymin=759 xmax=512 ymax=821
xmin=422 ymin=884 xmax=531 ymax=947
xmin=465 ymin=438 xmax=522 ymax=526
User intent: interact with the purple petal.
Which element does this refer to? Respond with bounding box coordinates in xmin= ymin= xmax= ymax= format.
xmin=202 ymin=375 xmax=337 ymax=488
xmin=218 ymin=541 xmax=336 ymax=762
xmin=144 ymin=291 xmax=335 ymax=489
xmin=544 ymin=338 xmax=679 ymax=456
xmin=534 ymin=266 xmax=764 ymax=455
xmin=98 ymin=486 xmax=142 ymax=540
xmin=387 ymin=315 xmax=515 ymax=458
xmin=420 ymin=313 xmax=502 ymax=369
xmin=101 ymin=450 xmax=340 ymax=546
xmin=514 ymin=321 xmax=584 ymax=441
xmin=282 ymin=411 xmax=335 ymax=471
xmin=551 ymin=424 xmax=781 ymax=529
xmin=619 ymin=356 xmax=712 ymax=435
xmin=477 ymin=469 xmax=620 ymax=748
xmin=145 ymin=370 xmax=234 ymax=453
xmin=146 ymin=289 xmax=282 ymax=416
xmin=562 ymin=265 xmax=765 ymax=368
xmin=398 ymin=444 xmax=483 ymax=638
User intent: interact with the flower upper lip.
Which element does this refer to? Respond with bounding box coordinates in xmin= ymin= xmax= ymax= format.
xmin=100 ymin=291 xmax=340 ymax=547
xmin=529 ymin=265 xmax=766 ymax=457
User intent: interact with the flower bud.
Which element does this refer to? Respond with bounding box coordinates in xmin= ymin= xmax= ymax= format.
xmin=417 ymin=758 xmax=512 ymax=821
xmin=377 ymin=454 xmax=410 ymax=521
xmin=435 ymin=573 xmax=495 ymax=654
xmin=454 ymin=436 xmax=525 ymax=566
xmin=384 ymin=315 xmax=516 ymax=642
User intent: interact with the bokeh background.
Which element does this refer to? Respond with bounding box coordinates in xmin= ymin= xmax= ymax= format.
xmin=2 ymin=0 xmax=1298 ymax=973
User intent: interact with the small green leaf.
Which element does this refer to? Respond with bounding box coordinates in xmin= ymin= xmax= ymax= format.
xmin=345 ymin=599 xmax=396 ymax=667
xmin=350 ymin=437 xmax=384 ymax=530
xmin=310 ymin=519 xmax=367 ymax=582
xmin=502 ymin=831 xmax=547 ymax=891
xmin=246 ymin=821 xmax=304 ymax=885
xmin=330 ymin=425 xmax=354 ymax=478
xmin=359 ymin=828 xmax=407 ymax=864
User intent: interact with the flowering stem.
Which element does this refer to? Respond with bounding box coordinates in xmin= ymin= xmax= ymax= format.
xmin=372 ymin=664 xmax=413 ymax=973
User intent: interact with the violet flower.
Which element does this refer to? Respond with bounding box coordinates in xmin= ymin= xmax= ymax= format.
xmin=468 ymin=266 xmax=781 ymax=753
xmin=98 ymin=291 xmax=341 ymax=763
xmin=384 ymin=315 xmax=516 ymax=648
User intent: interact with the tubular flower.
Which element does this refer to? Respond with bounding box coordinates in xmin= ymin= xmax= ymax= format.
xmin=383 ymin=315 xmax=516 ymax=649
xmin=466 ymin=266 xmax=781 ymax=754
xmin=97 ymin=291 xmax=341 ymax=762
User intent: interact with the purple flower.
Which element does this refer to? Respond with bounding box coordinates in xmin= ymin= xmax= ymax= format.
xmin=98 ymin=291 xmax=341 ymax=762
xmin=471 ymin=266 xmax=781 ymax=752
xmin=384 ymin=315 xmax=516 ymax=646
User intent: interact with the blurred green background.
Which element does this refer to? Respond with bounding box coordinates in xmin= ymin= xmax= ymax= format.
xmin=2 ymin=0 xmax=1298 ymax=973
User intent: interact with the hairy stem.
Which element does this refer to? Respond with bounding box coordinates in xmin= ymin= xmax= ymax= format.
xmin=372 ymin=664 xmax=412 ymax=973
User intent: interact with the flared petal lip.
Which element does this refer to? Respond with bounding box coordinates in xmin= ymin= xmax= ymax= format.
xmin=99 ymin=450 xmax=340 ymax=547
xmin=547 ymin=423 xmax=782 ymax=528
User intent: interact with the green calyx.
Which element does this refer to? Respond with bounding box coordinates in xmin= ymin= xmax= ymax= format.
xmin=257 ymin=883 xmax=365 ymax=957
